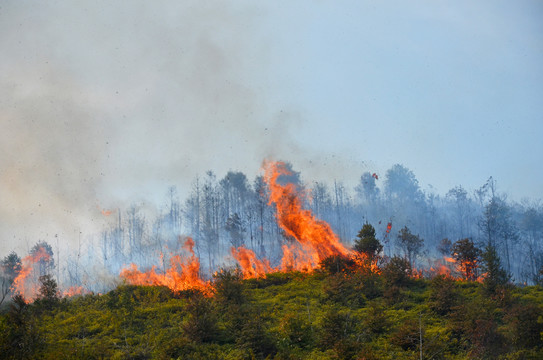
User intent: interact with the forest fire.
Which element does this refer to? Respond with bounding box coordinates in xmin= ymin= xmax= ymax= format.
xmin=62 ymin=286 xmax=87 ymax=297
xmin=264 ymin=161 xmax=352 ymax=267
xmin=115 ymin=161 xmax=488 ymax=293
xmin=233 ymin=161 xmax=355 ymax=276
xmin=10 ymin=246 xmax=51 ymax=302
xmin=230 ymin=247 xmax=271 ymax=279
xmin=120 ymin=237 xmax=212 ymax=295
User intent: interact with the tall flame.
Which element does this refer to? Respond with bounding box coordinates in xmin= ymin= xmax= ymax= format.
xmin=11 ymin=246 xmax=51 ymax=302
xmin=263 ymin=161 xmax=351 ymax=271
xmin=120 ymin=238 xmax=212 ymax=295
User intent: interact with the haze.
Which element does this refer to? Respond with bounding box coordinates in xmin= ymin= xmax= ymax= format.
xmin=1 ymin=0 xmax=542 ymax=254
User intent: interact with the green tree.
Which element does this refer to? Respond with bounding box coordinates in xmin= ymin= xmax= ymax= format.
xmin=353 ymin=223 xmax=383 ymax=263
xmin=382 ymin=256 xmax=412 ymax=287
xmin=319 ymin=307 xmax=358 ymax=358
xmin=182 ymin=293 xmax=218 ymax=343
xmin=0 ymin=294 xmax=41 ymax=359
xmin=429 ymin=275 xmax=458 ymax=315
xmin=35 ymin=274 xmax=59 ymax=311
xmin=480 ymin=245 xmax=510 ymax=296
xmin=451 ymin=238 xmax=480 ymax=281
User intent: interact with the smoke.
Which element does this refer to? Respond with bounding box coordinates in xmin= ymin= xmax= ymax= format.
xmin=0 ymin=1 xmax=368 ymax=255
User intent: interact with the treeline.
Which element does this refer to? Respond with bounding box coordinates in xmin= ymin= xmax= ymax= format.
xmin=94 ymin=163 xmax=542 ymax=284
xmin=1 ymin=163 xmax=543 ymax=297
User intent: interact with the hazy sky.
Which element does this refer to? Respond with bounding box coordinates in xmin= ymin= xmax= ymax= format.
xmin=1 ymin=1 xmax=542 ymax=254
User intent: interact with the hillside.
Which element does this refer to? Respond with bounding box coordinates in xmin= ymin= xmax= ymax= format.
xmin=1 ymin=266 xmax=542 ymax=360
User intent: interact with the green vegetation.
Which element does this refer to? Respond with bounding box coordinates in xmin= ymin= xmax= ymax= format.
xmin=0 ymin=268 xmax=542 ymax=360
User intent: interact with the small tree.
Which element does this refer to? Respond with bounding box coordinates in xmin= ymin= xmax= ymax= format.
xmin=396 ymin=226 xmax=424 ymax=266
xmin=182 ymin=293 xmax=218 ymax=343
xmin=451 ymin=238 xmax=480 ymax=281
xmin=35 ymin=274 xmax=59 ymax=310
xmin=480 ymin=245 xmax=510 ymax=296
xmin=353 ymin=223 xmax=383 ymax=263
xmin=382 ymin=256 xmax=412 ymax=287
xmin=429 ymin=275 xmax=458 ymax=315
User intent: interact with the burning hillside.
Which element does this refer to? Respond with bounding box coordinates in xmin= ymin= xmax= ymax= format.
xmin=120 ymin=161 xmax=359 ymax=290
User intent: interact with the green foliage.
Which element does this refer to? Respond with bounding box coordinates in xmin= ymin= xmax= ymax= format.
xmin=382 ymin=255 xmax=412 ymax=287
xmin=481 ymin=244 xmax=511 ymax=296
xmin=322 ymin=273 xmax=365 ymax=308
xmin=318 ymin=307 xmax=358 ymax=358
xmin=0 ymin=266 xmax=542 ymax=359
xmin=278 ymin=312 xmax=314 ymax=349
xmin=35 ymin=274 xmax=60 ymax=310
xmin=353 ymin=223 xmax=383 ymax=260
xmin=429 ymin=274 xmax=458 ymax=315
xmin=183 ymin=292 xmax=218 ymax=343
xmin=0 ymin=295 xmax=42 ymax=359
xmin=213 ymin=268 xmax=246 ymax=307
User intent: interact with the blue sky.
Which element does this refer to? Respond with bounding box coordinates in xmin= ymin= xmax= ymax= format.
xmin=1 ymin=1 xmax=542 ymax=253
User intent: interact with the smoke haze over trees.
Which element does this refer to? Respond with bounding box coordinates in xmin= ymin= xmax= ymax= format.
xmin=2 ymin=162 xmax=541 ymax=296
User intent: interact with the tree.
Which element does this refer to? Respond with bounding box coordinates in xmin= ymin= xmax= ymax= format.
xmin=396 ymin=226 xmax=424 ymax=266
xmin=0 ymin=294 xmax=41 ymax=359
xmin=225 ymin=213 xmax=245 ymax=248
xmin=35 ymin=274 xmax=59 ymax=310
xmin=519 ymin=203 xmax=543 ymax=284
xmin=1 ymin=252 xmax=21 ymax=306
xmin=319 ymin=307 xmax=357 ymax=358
xmin=479 ymin=193 xmax=518 ymax=274
xmin=451 ymin=238 xmax=480 ymax=281
xmin=30 ymin=241 xmax=54 ymax=276
xmin=480 ymin=245 xmax=510 ymax=296
xmin=355 ymin=172 xmax=380 ymax=204
xmin=353 ymin=223 xmax=383 ymax=264
xmin=437 ymin=238 xmax=452 ymax=257
xmin=429 ymin=275 xmax=458 ymax=315
xmin=382 ymin=256 xmax=412 ymax=287
xmin=182 ymin=293 xmax=218 ymax=343
xmin=384 ymin=165 xmax=423 ymax=202
xmin=446 ymin=186 xmax=473 ymax=239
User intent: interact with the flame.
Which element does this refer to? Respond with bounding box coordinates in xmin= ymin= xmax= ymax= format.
xmin=10 ymin=246 xmax=51 ymax=302
xmin=120 ymin=238 xmax=212 ymax=295
xmin=101 ymin=209 xmax=113 ymax=216
xmin=62 ymin=286 xmax=87 ymax=297
xmin=230 ymin=247 xmax=272 ymax=279
xmin=263 ymin=161 xmax=351 ymax=271
xmin=386 ymin=222 xmax=392 ymax=234
xmin=420 ymin=255 xmax=485 ymax=283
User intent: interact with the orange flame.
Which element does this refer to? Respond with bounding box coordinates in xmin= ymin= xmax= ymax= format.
xmin=120 ymin=238 xmax=212 ymax=295
xmin=263 ymin=161 xmax=351 ymax=271
xmin=230 ymin=247 xmax=272 ymax=279
xmin=101 ymin=209 xmax=113 ymax=216
xmin=11 ymin=246 xmax=51 ymax=302
xmin=62 ymin=286 xmax=87 ymax=297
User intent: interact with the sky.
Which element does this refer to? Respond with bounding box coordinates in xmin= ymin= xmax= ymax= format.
xmin=1 ymin=1 xmax=542 ymax=255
